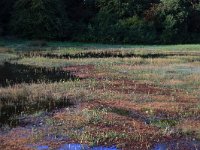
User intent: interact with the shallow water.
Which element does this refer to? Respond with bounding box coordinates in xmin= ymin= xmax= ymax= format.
xmin=37 ymin=144 xmax=118 ymax=150
xmin=37 ymin=145 xmax=49 ymax=150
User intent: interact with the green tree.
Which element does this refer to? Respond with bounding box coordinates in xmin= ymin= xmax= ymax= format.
xmin=90 ymin=0 xmax=158 ymax=43
xmin=62 ymin=0 xmax=98 ymax=41
xmin=1 ymin=0 xmax=200 ymax=44
xmin=188 ymin=1 xmax=200 ymax=32
xmin=153 ymin=0 xmax=190 ymax=43
xmin=117 ymin=16 xmax=156 ymax=43
xmin=10 ymin=0 xmax=70 ymax=39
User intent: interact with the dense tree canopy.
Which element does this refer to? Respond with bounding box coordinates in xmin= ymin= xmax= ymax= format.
xmin=0 ymin=0 xmax=200 ymax=43
xmin=0 ymin=0 xmax=15 ymax=35
xmin=10 ymin=0 xmax=70 ymax=39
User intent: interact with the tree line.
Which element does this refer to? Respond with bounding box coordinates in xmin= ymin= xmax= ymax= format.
xmin=0 ymin=0 xmax=200 ymax=44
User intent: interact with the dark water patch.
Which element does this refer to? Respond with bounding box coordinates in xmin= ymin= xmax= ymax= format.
xmin=0 ymin=97 xmax=73 ymax=127
xmin=152 ymin=139 xmax=200 ymax=150
xmin=0 ymin=62 xmax=77 ymax=87
xmin=21 ymin=51 xmax=179 ymax=59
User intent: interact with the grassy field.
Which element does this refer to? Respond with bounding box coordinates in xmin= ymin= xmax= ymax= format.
xmin=0 ymin=40 xmax=200 ymax=150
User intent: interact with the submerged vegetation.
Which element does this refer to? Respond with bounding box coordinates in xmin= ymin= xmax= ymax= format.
xmin=0 ymin=41 xmax=200 ymax=149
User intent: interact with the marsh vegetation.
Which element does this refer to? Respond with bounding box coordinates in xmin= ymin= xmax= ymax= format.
xmin=0 ymin=41 xmax=200 ymax=150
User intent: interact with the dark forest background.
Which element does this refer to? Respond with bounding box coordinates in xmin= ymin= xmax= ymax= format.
xmin=0 ymin=0 xmax=200 ymax=44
